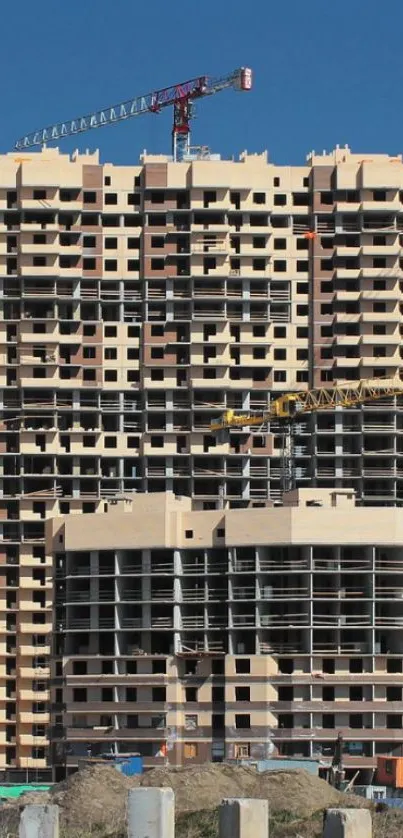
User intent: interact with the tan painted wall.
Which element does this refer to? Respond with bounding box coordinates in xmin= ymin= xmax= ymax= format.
xmin=47 ymin=488 xmax=403 ymax=553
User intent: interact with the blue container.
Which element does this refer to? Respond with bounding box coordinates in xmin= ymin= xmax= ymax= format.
xmin=114 ymin=755 xmax=143 ymax=776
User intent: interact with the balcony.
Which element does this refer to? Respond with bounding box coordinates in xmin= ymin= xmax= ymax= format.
xmin=333 ymin=356 xmax=360 ymax=368
xmin=67 ymin=702 xmax=167 ymax=714
xmin=22 ymin=284 xmax=58 ymax=298
xmin=262 ymin=586 xmax=309 ymax=600
xmin=360 ymin=266 xmax=402 ymax=280
xmin=333 ymin=312 xmax=357 ymax=324
xmin=362 ymin=218 xmax=397 ymax=231
xmin=65 ymin=591 xmax=115 ymax=604
xmin=62 ymin=617 xmax=115 ymax=631
xmin=360 ymin=310 xmax=400 ymax=323
xmin=361 ymin=244 xmax=400 ymax=257
xmin=364 ymin=355 xmax=399 ymax=367
xmin=181 ymin=590 xmax=205 ymax=603
xmin=231 ymin=614 xmax=256 ymax=627
xmin=334 ymin=268 xmax=360 ymax=281
xmin=232 ymin=586 xmax=256 ymax=600
xmin=18 ymin=734 xmax=48 ymax=747
xmin=360 ymin=289 xmax=399 ymax=300
xmin=273 ymin=727 xmax=403 ymax=741
xmin=361 ymin=200 xmax=400 ymax=213
xmin=20 ymin=712 xmax=50 ymax=724
xmin=19 ymin=688 xmax=49 ymax=701
xmin=191 ymin=222 xmax=230 ymax=234
xmin=336 ymin=246 xmax=361 ymax=258
xmin=181 ymin=616 xmax=204 ymax=629
xmin=19 ymin=264 xmax=58 ymax=277
xmin=67 ymin=727 xmax=166 ymax=740
xmin=335 ymin=201 xmax=361 ymax=214
xmin=335 ymin=291 xmax=360 ymax=302
xmin=334 ymin=334 xmax=360 ymax=346
xmin=191 ymin=241 xmax=227 ymax=256
xmin=20 ymin=242 xmax=59 ymax=255
xmin=273 ymin=701 xmax=403 ymax=713
xmin=20 ymin=223 xmax=59 ymax=233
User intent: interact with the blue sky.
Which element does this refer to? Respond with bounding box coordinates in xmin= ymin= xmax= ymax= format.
xmin=5 ymin=0 xmax=403 ymax=165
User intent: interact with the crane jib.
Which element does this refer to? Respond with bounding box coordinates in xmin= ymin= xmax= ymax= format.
xmin=14 ymin=77 xmax=210 ymax=150
xmin=16 ymin=98 xmax=160 ymax=149
xmin=14 ymin=69 xmax=250 ymax=151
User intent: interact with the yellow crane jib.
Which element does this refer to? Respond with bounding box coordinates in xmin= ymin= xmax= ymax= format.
xmin=210 ymin=377 xmax=403 ymax=432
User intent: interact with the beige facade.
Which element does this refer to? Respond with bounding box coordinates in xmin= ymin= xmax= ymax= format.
xmin=46 ymin=489 xmax=403 ymax=780
xmin=2 ymin=142 xmax=403 ymax=774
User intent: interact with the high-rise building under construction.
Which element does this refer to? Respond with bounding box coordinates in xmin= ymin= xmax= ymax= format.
xmin=46 ymin=487 xmax=403 ymax=781
xmin=2 ymin=143 xmax=403 ymax=773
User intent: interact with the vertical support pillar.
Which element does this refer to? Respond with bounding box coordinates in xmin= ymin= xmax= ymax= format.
xmin=19 ymin=805 xmax=59 ymax=838
xmin=128 ymin=788 xmax=175 ymax=838
xmin=173 ymin=548 xmax=182 ymax=653
xmin=141 ymin=549 xmax=152 ymax=653
xmin=323 ymin=808 xmax=372 ymax=838
xmin=90 ymin=550 xmax=99 ymax=634
xmin=334 ymin=408 xmax=344 ymax=486
xmin=219 ymin=798 xmax=269 ymax=838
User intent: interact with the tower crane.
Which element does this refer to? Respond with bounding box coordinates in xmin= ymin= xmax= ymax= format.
xmin=210 ymin=378 xmax=403 ymax=495
xmin=15 ymin=67 xmax=252 ymax=162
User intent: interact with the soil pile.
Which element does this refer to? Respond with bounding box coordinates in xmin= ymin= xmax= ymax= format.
xmin=0 ymin=761 xmax=394 ymax=837
xmin=51 ymin=762 xmax=140 ymax=833
xmin=0 ymin=763 xmax=140 ymax=836
xmin=140 ymin=763 xmax=366 ymax=815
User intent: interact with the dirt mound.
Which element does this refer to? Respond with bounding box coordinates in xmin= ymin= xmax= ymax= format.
xmin=141 ymin=763 xmax=258 ymax=812
xmin=0 ymin=761 xmax=370 ymax=836
xmin=51 ymin=763 xmax=141 ymax=833
xmin=258 ymin=769 xmax=367 ymax=816
xmin=0 ymin=764 xmax=140 ymax=836
xmin=140 ymin=763 xmax=366 ymax=816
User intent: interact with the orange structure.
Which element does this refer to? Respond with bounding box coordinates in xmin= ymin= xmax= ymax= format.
xmin=377 ymin=756 xmax=403 ymax=788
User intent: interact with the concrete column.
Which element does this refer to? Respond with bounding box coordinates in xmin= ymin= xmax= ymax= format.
xmin=219 ymin=798 xmax=269 ymax=838
xmin=242 ymin=389 xmax=250 ymax=410
xmin=128 ymin=788 xmax=175 ymax=838
xmin=19 ymin=804 xmax=59 ymax=838
xmin=323 ymin=808 xmax=372 ymax=838
xmin=334 ymin=409 xmax=344 ymax=482
xmin=142 ymin=549 xmax=152 ymax=653
xmin=89 ymin=547 xmax=99 ymax=632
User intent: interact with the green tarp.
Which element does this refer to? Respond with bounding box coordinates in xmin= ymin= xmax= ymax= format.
xmin=0 ymin=784 xmax=51 ymax=799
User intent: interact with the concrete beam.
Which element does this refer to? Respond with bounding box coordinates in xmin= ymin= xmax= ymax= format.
xmin=128 ymin=787 xmax=175 ymax=838
xmin=323 ymin=808 xmax=372 ymax=838
xmin=19 ymin=804 xmax=59 ymax=838
xmin=219 ymin=798 xmax=269 ymax=838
